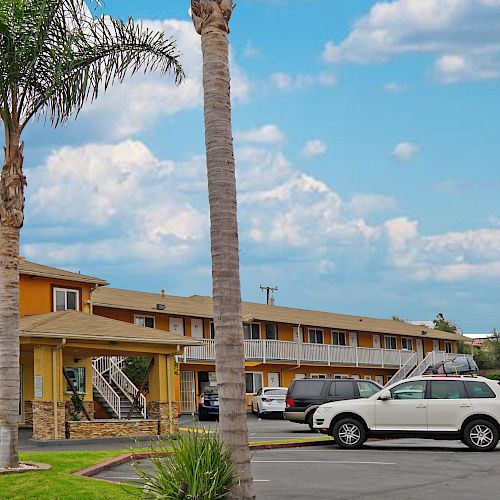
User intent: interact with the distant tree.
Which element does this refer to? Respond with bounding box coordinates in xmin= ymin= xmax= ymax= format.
xmin=433 ymin=313 xmax=458 ymax=333
xmin=391 ymin=315 xmax=407 ymax=323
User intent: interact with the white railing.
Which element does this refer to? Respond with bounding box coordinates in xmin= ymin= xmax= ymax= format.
xmin=183 ymin=339 xmax=442 ymax=369
xmin=92 ymin=365 xmax=121 ymax=419
xmin=385 ymin=352 xmax=418 ymax=386
xmin=108 ymin=358 xmax=147 ymax=419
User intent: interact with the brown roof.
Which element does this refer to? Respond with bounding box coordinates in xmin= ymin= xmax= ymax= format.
xmin=20 ymin=310 xmax=199 ymax=345
xmin=20 ymin=260 xmax=108 ymax=286
xmin=92 ymin=287 xmax=467 ymax=342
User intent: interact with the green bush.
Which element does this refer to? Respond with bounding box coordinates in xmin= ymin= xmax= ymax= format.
xmin=137 ymin=430 xmax=236 ymax=499
xmin=486 ymin=373 xmax=500 ymax=381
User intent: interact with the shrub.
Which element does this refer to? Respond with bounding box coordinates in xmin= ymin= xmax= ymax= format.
xmin=486 ymin=373 xmax=500 ymax=381
xmin=137 ymin=430 xmax=236 ymax=499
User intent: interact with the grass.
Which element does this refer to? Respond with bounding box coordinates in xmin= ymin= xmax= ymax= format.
xmin=0 ymin=450 xmax=140 ymax=500
xmin=0 ymin=436 xmax=331 ymax=499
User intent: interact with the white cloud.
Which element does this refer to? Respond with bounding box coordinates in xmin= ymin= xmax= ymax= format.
xmin=270 ymin=71 xmax=335 ymax=90
xmin=384 ymin=82 xmax=410 ymax=93
xmin=300 ymin=139 xmax=327 ymax=158
xmin=392 ymin=141 xmax=419 ymax=162
xmin=383 ymin=217 xmax=500 ymax=281
xmin=81 ymin=19 xmax=250 ymax=138
xmin=236 ymin=124 xmax=286 ymax=145
xmin=322 ymin=0 xmax=500 ymax=82
xmin=348 ymin=194 xmax=397 ymax=216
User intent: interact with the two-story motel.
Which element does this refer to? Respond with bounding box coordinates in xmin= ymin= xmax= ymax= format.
xmin=18 ymin=258 xmax=467 ymax=440
xmin=91 ymin=287 xmax=466 ymax=413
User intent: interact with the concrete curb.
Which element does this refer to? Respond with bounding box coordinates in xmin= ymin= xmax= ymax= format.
xmin=29 ymin=434 xmax=176 ymax=447
xmin=0 ymin=461 xmax=52 ymax=475
xmin=74 ymin=439 xmax=333 ymax=479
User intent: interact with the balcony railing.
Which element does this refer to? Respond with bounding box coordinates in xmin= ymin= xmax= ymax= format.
xmin=183 ymin=339 xmax=421 ymax=368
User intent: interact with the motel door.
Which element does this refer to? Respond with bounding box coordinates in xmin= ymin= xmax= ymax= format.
xmin=372 ymin=334 xmax=381 ymax=349
xmin=268 ymin=372 xmax=280 ymax=387
xmin=180 ymin=371 xmax=196 ymax=414
xmin=349 ymin=332 xmax=358 ymax=347
xmin=416 ymin=338 xmax=424 ymax=362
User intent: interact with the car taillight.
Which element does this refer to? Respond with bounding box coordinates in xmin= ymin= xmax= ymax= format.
xmin=286 ymin=397 xmax=295 ymax=407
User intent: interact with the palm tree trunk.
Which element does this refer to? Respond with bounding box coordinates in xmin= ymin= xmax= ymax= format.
xmin=191 ymin=2 xmax=255 ymax=498
xmin=0 ymin=127 xmax=25 ymax=469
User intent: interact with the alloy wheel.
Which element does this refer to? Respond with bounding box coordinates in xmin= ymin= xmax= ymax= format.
xmin=338 ymin=423 xmax=361 ymax=445
xmin=469 ymin=424 xmax=494 ymax=448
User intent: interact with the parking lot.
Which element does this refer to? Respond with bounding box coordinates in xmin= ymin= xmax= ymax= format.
xmin=95 ymin=437 xmax=500 ymax=500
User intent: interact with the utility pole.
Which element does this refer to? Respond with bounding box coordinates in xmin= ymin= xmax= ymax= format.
xmin=260 ymin=285 xmax=278 ymax=305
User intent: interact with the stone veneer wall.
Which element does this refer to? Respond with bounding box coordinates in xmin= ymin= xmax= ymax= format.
xmin=32 ymin=401 xmax=66 ymax=440
xmin=148 ymin=401 xmax=179 ymax=435
xmin=65 ymin=400 xmax=95 ymax=421
xmin=24 ymin=401 xmax=34 ymax=427
xmin=66 ymin=419 xmax=159 ymax=439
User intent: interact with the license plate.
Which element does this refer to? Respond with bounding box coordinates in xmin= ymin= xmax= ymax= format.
xmin=213 ymin=401 xmax=219 ymax=406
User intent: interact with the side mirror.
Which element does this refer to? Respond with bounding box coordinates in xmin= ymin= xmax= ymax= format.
xmin=379 ymin=390 xmax=391 ymax=401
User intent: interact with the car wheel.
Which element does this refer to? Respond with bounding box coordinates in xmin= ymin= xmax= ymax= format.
xmin=306 ymin=412 xmax=317 ymax=432
xmin=251 ymin=404 xmax=256 ymax=415
xmin=257 ymin=405 xmax=263 ymax=419
xmin=463 ymin=419 xmax=499 ymax=452
xmin=332 ymin=418 xmax=367 ymax=449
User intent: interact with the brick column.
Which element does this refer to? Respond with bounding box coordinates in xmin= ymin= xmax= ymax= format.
xmin=32 ymin=401 xmax=66 ymax=440
xmin=23 ymin=401 xmax=34 ymax=427
xmin=147 ymin=401 xmax=179 ymax=435
xmin=65 ymin=400 xmax=95 ymax=421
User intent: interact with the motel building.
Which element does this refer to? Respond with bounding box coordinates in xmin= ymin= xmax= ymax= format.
xmin=17 ymin=259 xmax=466 ymax=440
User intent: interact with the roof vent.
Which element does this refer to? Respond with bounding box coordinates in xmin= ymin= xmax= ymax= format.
xmin=156 ymin=304 xmax=166 ymax=311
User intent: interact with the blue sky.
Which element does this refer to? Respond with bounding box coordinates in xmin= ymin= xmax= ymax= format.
xmin=22 ymin=0 xmax=500 ymax=333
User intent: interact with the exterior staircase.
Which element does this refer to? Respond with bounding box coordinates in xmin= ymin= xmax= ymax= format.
xmin=92 ymin=356 xmax=147 ymax=419
xmin=385 ymin=351 xmax=474 ymax=387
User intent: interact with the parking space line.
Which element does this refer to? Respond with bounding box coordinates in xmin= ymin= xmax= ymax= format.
xmin=252 ymin=460 xmax=396 ymax=465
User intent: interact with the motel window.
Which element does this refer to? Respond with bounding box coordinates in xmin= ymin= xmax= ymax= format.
xmin=384 ymin=336 xmax=397 ymax=350
xmin=243 ymin=322 xmax=260 ymax=340
xmin=308 ymin=329 xmax=324 ymax=344
xmin=332 ymin=331 xmax=347 ymax=346
xmin=245 ymin=372 xmax=263 ymax=394
xmin=311 ymin=374 xmax=327 ymax=379
xmin=401 ymin=337 xmax=413 ymax=351
xmin=134 ymin=315 xmax=155 ymax=328
xmin=445 ymin=341 xmax=453 ymax=354
xmin=265 ymin=323 xmax=278 ymax=340
xmin=210 ymin=322 xmax=216 ymax=339
xmin=66 ymin=367 xmax=86 ymax=393
xmin=53 ymin=288 xmax=79 ymax=312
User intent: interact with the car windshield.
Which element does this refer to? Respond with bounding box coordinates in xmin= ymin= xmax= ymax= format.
xmin=264 ymin=388 xmax=287 ymax=395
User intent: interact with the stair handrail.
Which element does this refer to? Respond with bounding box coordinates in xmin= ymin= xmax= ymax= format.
xmin=92 ymin=365 xmax=121 ymax=419
xmin=384 ymin=351 xmax=418 ymax=387
xmin=108 ymin=357 xmax=147 ymax=419
xmin=412 ymin=351 xmax=436 ymax=377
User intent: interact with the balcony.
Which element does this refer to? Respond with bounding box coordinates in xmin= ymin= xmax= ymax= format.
xmin=182 ymin=339 xmax=423 ymax=368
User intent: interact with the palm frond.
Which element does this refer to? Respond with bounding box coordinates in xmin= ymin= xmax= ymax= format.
xmin=0 ymin=0 xmax=184 ymax=130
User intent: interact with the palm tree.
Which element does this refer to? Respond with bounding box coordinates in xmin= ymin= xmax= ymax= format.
xmin=190 ymin=1 xmax=255 ymax=498
xmin=0 ymin=0 xmax=183 ymax=468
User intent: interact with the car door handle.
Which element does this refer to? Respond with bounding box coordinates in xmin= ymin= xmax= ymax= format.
xmin=416 ymin=404 xmax=427 ymax=408
xmin=459 ymin=404 xmax=471 ymax=408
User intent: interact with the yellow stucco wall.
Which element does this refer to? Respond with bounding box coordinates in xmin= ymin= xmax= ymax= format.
xmin=20 ymin=275 xmax=93 ymax=317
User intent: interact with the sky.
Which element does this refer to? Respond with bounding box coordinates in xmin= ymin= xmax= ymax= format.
xmin=22 ymin=0 xmax=500 ymax=333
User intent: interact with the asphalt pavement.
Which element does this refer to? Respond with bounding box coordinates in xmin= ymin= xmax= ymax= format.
xmin=95 ymin=438 xmax=500 ymax=500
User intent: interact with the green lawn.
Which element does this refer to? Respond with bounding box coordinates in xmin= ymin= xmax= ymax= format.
xmin=0 ymin=437 xmax=330 ymax=499
xmin=0 ymin=450 xmax=140 ymax=500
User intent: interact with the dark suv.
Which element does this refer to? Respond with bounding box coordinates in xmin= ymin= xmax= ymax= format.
xmin=285 ymin=378 xmax=382 ymax=430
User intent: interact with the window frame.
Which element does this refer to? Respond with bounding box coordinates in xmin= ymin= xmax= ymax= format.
xmin=310 ymin=373 xmax=327 ymax=379
xmin=444 ymin=341 xmax=453 ymax=354
xmin=465 ymin=381 xmax=497 ymax=399
xmin=53 ymin=287 xmax=80 ymax=312
xmin=356 ymin=380 xmax=381 ymax=398
xmin=401 ymin=337 xmax=414 ymax=351
xmin=308 ymin=328 xmax=324 ymax=344
xmin=245 ymin=372 xmax=263 ymax=394
xmin=65 ymin=367 xmax=86 ymax=394
xmin=390 ymin=380 xmax=427 ymax=400
xmin=430 ymin=380 xmax=468 ymax=400
xmin=134 ymin=314 xmax=156 ymax=329
xmin=243 ymin=322 xmax=261 ymax=340
xmin=384 ymin=335 xmax=397 ymax=350
xmin=331 ymin=330 xmax=347 ymax=346
xmin=265 ymin=322 xmax=278 ymax=340
xmin=210 ymin=321 xmax=216 ymax=339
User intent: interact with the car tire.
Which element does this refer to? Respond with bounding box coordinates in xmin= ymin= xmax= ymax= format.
xmin=257 ymin=405 xmax=263 ymax=419
xmin=306 ymin=412 xmax=317 ymax=432
xmin=332 ymin=418 xmax=367 ymax=449
xmin=463 ymin=419 xmax=499 ymax=452
xmin=251 ymin=405 xmax=256 ymax=415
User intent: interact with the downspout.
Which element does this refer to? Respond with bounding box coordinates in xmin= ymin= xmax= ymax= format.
xmin=53 ymin=339 xmax=67 ymax=439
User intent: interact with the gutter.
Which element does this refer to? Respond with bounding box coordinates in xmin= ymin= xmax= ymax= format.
xmin=53 ymin=339 xmax=67 ymax=439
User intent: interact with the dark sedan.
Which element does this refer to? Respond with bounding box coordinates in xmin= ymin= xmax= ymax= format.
xmin=198 ymin=387 xmax=219 ymax=421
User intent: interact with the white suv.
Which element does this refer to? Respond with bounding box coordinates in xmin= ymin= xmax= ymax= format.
xmin=313 ymin=375 xmax=500 ymax=452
